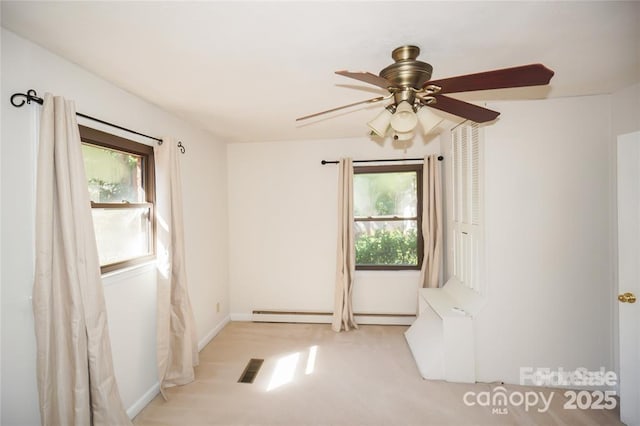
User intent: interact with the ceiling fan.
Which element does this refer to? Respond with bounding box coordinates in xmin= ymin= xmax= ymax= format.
xmin=296 ymin=45 xmax=554 ymax=139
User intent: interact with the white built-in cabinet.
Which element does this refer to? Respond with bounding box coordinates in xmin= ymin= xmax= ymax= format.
xmin=405 ymin=278 xmax=484 ymax=383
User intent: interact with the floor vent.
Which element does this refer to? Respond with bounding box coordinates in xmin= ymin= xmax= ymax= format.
xmin=238 ymin=358 xmax=264 ymax=384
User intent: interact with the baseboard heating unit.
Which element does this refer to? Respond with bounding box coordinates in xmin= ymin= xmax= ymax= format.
xmin=252 ymin=310 xmax=416 ymax=325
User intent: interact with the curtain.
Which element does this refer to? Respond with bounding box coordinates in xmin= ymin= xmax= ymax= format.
xmin=33 ymin=94 xmax=131 ymax=425
xmin=332 ymin=158 xmax=358 ymax=332
xmin=419 ymin=154 xmax=443 ymax=288
xmin=155 ymin=137 xmax=199 ymax=398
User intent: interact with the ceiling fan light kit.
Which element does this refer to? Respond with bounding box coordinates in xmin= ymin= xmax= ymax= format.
xmin=297 ymin=45 xmax=554 ymax=141
xmin=416 ymin=106 xmax=444 ymax=136
xmin=389 ymin=101 xmax=418 ymax=133
xmin=393 ymin=130 xmax=414 ymax=142
xmin=367 ymin=107 xmax=393 ymax=137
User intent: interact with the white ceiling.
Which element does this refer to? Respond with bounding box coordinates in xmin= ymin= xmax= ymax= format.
xmin=2 ymin=1 xmax=639 ymax=143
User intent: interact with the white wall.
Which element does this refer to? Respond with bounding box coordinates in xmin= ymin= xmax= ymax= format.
xmin=227 ymin=135 xmax=442 ymax=319
xmin=612 ymin=83 xmax=640 ymax=137
xmin=474 ymin=95 xmax=614 ymax=384
xmin=0 ymin=29 xmax=229 ymax=425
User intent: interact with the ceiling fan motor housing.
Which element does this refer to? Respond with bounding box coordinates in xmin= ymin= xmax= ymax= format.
xmin=379 ymin=45 xmax=433 ymax=105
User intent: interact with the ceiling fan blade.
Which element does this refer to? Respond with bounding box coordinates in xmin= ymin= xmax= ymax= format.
xmin=429 ymin=95 xmax=500 ymax=123
xmin=335 ymin=70 xmax=392 ymax=90
xmin=428 ymin=64 xmax=554 ymax=94
xmin=296 ymin=96 xmax=387 ymax=122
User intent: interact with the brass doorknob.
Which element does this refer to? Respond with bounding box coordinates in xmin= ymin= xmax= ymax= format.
xmin=618 ymin=292 xmax=637 ymax=303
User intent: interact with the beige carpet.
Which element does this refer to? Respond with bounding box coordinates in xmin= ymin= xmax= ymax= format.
xmin=133 ymin=322 xmax=622 ymax=425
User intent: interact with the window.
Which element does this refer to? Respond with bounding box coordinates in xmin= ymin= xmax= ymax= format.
xmin=79 ymin=125 xmax=155 ymax=273
xmin=354 ymin=164 xmax=423 ymax=270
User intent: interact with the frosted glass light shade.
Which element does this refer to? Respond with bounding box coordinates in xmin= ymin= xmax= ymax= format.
xmin=367 ymin=108 xmax=392 ymax=137
xmin=393 ymin=130 xmax=414 ymax=141
xmin=390 ymin=101 xmax=418 ymax=133
xmin=416 ymin=106 xmax=444 ymax=135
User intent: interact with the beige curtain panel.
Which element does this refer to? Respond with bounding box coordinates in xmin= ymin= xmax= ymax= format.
xmin=332 ymin=158 xmax=358 ymax=332
xmin=420 ymin=154 xmax=443 ymax=288
xmin=155 ymin=137 xmax=199 ymax=398
xmin=33 ymin=94 xmax=131 ymax=425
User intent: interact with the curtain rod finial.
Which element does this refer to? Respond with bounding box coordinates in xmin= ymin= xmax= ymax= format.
xmin=10 ymin=89 xmax=42 ymax=107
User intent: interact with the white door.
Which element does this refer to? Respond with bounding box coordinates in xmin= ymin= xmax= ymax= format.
xmin=617 ymin=131 xmax=640 ymax=426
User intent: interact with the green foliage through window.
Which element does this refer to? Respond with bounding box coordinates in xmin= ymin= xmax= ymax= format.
xmin=355 ymin=228 xmax=418 ymax=266
xmin=82 ymin=143 xmax=142 ymax=203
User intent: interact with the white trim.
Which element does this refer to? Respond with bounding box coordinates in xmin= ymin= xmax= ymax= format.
xmin=230 ymin=313 xmax=252 ymax=321
xmin=198 ymin=315 xmax=230 ymax=351
xmin=101 ymin=260 xmax=157 ymax=287
xmin=126 ymin=382 xmax=160 ymax=420
xmin=250 ymin=312 xmax=415 ymax=326
xmin=355 ymin=315 xmax=415 ymax=325
xmin=252 ymin=313 xmax=331 ymax=324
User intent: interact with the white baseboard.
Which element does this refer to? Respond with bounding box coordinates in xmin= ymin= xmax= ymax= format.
xmin=250 ymin=311 xmax=416 ymax=326
xmin=127 ymin=315 xmax=231 ymax=419
xmin=355 ymin=315 xmax=415 ymax=325
xmin=127 ymin=382 xmax=160 ymax=420
xmin=198 ymin=315 xmax=230 ymax=351
xmin=252 ymin=313 xmax=331 ymax=324
xmin=230 ymin=313 xmax=252 ymax=321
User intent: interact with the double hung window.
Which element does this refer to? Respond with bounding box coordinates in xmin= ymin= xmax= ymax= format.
xmin=79 ymin=126 xmax=155 ymax=273
xmin=354 ymin=164 xmax=423 ymax=270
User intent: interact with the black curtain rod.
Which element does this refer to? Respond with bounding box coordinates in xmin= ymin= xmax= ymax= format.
xmin=321 ymin=156 xmax=443 ymax=165
xmin=10 ymin=89 xmax=164 ymax=144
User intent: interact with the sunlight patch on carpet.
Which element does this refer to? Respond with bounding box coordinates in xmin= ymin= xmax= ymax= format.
xmin=267 ymin=352 xmax=300 ymax=391
xmin=305 ymin=345 xmax=318 ymax=375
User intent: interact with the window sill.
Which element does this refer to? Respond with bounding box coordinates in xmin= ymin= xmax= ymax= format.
xmin=101 ymin=260 xmax=157 ymax=287
xmin=355 ymin=269 xmax=420 ymax=277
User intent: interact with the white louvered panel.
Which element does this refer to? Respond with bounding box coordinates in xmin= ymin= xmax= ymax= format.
xmin=452 ymin=224 xmax=470 ymax=288
xmin=461 ymin=126 xmax=469 ymax=224
xmin=471 ymin=228 xmax=482 ymax=294
xmin=456 ymin=230 xmax=465 ymax=284
xmin=453 ymin=227 xmax=460 ymax=279
xmin=471 ymin=123 xmax=480 ymax=225
xmin=452 ymin=130 xmax=461 ymax=222
xmin=460 ymin=231 xmax=468 ymax=286
xmin=465 ymin=230 xmax=473 ymax=289
xmin=467 ymin=232 xmax=475 ymax=291
xmin=450 ymin=122 xmax=484 ymax=295
xmin=461 ymin=226 xmax=479 ymax=292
